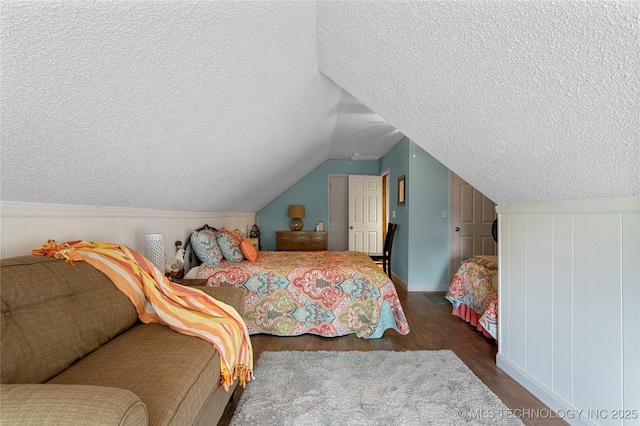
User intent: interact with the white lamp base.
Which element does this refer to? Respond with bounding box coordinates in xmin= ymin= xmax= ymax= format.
xmin=144 ymin=233 xmax=165 ymax=272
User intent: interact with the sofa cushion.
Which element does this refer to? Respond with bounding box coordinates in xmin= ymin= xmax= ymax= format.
xmin=48 ymin=323 xmax=231 ymax=426
xmin=195 ymin=286 xmax=245 ymax=316
xmin=1 ymin=255 xmax=138 ymax=384
xmin=0 ymin=384 xmax=148 ymax=426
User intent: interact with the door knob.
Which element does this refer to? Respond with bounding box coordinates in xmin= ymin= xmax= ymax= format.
xmin=455 ymin=227 xmax=460 ymax=232
xmin=349 ymin=226 xmax=353 ymax=229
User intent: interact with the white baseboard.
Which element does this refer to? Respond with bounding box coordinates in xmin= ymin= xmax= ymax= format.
xmin=497 ymin=354 xmax=595 ymax=426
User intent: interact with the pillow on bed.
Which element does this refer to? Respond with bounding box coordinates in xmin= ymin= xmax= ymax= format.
xmin=240 ymin=239 xmax=258 ymax=262
xmin=217 ymin=232 xmax=244 ymax=262
xmin=190 ymin=229 xmax=223 ymax=265
xmin=228 ymin=230 xmax=244 ymax=245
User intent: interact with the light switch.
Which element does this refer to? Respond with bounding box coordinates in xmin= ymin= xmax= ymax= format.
xmin=392 ymin=211 xmax=396 ymax=218
xmin=442 ymin=210 xmax=448 ymax=218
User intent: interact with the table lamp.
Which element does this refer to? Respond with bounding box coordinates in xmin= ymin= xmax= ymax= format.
xmin=288 ymin=205 xmax=306 ymax=231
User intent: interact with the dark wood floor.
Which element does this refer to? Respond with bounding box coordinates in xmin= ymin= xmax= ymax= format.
xmin=218 ymin=280 xmax=566 ymax=426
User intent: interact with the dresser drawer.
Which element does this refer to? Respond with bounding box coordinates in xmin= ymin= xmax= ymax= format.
xmin=301 ymin=241 xmax=325 ymax=250
xmin=276 ymin=231 xmax=328 ymax=251
xmin=278 ymin=233 xmax=296 ymax=242
xmin=277 ymin=241 xmax=300 ymax=250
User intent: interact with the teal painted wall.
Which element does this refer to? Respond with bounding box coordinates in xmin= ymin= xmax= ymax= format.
xmin=379 ymin=137 xmax=451 ymax=291
xmin=257 ymin=160 xmax=379 ymax=251
xmin=258 ymin=140 xmax=450 ymax=291
xmin=407 ymin=141 xmax=451 ymax=291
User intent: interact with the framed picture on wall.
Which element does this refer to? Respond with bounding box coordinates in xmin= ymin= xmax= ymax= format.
xmin=398 ymin=175 xmax=405 ymax=206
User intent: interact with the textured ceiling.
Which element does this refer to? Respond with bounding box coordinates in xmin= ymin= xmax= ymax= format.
xmin=318 ymin=1 xmax=640 ymax=205
xmin=1 ymin=1 xmax=393 ymax=212
xmin=328 ymin=90 xmax=405 ymax=160
xmin=2 ymin=1 xmax=638 ymax=213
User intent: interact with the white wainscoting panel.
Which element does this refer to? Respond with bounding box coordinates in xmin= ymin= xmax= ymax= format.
xmin=552 ymin=213 xmax=574 ymax=405
xmin=622 ymin=212 xmax=640 ymax=416
xmin=496 ymin=197 xmax=640 ymax=426
xmin=1 ymin=202 xmax=257 ymax=267
xmin=506 ymin=213 xmax=528 ymax=368
xmin=525 ymin=213 xmax=553 ymax=389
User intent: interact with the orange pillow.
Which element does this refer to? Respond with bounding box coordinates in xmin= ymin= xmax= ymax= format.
xmin=240 ymin=239 xmax=258 ymax=262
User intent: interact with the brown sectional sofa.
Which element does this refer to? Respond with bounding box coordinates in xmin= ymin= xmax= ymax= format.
xmin=1 ymin=255 xmax=246 ymax=425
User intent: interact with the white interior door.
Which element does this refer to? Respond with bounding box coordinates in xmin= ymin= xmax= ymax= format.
xmin=328 ymin=175 xmax=349 ymax=251
xmin=348 ymin=175 xmax=383 ymax=253
xmin=450 ymin=172 xmax=497 ymax=278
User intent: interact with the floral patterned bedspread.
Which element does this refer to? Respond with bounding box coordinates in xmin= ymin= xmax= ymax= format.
xmin=197 ymin=251 xmax=410 ymax=339
xmin=445 ymin=256 xmax=498 ymax=340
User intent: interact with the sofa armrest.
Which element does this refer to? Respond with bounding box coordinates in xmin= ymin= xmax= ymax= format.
xmin=194 ymin=286 xmax=245 ymax=316
xmin=0 ymin=384 xmax=147 ymax=426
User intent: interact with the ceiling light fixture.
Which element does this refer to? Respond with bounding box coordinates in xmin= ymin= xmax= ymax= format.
xmin=350 ymin=153 xmax=382 ymax=161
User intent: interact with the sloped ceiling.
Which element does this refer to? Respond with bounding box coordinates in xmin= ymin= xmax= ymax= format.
xmin=319 ymin=1 xmax=639 ymax=205
xmin=2 ymin=1 xmax=638 ymax=213
xmin=328 ymin=90 xmax=404 ymax=160
xmin=1 ymin=1 xmax=396 ymax=213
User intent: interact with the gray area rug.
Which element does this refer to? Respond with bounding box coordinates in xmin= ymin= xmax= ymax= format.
xmin=231 ymin=350 xmax=523 ymax=425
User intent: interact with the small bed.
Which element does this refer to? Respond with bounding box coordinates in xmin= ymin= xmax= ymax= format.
xmin=184 ymin=227 xmax=410 ymax=339
xmin=445 ymin=255 xmax=498 ymax=341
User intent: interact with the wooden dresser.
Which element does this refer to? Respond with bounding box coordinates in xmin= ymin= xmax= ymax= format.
xmin=276 ymin=231 xmax=328 ymax=251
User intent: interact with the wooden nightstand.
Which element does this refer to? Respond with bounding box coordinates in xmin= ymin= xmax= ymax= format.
xmin=276 ymin=231 xmax=327 ymax=251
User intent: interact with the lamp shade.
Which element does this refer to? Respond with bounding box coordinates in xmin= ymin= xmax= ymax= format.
xmin=288 ymin=205 xmax=306 ymax=218
xmin=288 ymin=205 xmax=305 ymax=231
xmin=144 ymin=233 xmax=165 ymax=272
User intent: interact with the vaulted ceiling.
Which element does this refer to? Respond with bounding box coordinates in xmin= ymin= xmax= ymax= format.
xmin=317 ymin=1 xmax=639 ymax=205
xmin=1 ymin=1 xmax=637 ymax=212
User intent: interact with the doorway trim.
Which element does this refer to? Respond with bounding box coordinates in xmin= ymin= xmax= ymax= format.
xmin=381 ymin=168 xmax=390 ymax=240
xmin=328 ymin=174 xmax=348 ymax=251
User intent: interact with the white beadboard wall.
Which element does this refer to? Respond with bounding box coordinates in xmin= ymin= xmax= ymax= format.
xmin=0 ymin=202 xmax=257 ymax=269
xmin=496 ymin=197 xmax=639 ymax=426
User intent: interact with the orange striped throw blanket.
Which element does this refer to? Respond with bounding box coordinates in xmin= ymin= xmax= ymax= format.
xmin=33 ymin=240 xmax=253 ymax=390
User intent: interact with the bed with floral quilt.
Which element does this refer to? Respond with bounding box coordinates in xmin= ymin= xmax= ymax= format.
xmin=192 ymin=249 xmax=410 ymax=339
xmin=445 ymin=255 xmax=498 ymax=341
